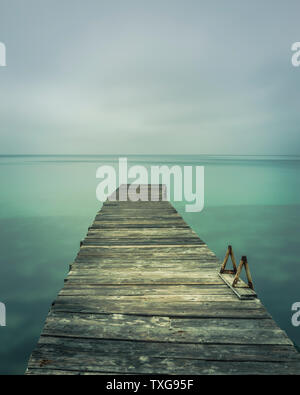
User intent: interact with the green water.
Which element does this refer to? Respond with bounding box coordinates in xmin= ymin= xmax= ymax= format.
xmin=0 ymin=155 xmax=299 ymax=374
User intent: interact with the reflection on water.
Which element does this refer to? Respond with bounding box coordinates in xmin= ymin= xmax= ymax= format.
xmin=0 ymin=155 xmax=299 ymax=374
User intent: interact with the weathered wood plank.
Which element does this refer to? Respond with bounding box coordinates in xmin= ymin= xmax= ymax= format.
xmin=31 ymin=336 xmax=300 ymax=362
xmin=81 ymin=239 xmax=204 ymax=246
xmin=52 ymin=297 xmax=269 ymax=318
xmin=87 ymin=228 xmax=200 ymax=235
xmin=42 ymin=312 xmax=292 ymax=345
xmin=27 ymin=338 xmax=300 ymax=374
xmin=59 ymin=284 xmax=234 ymax=297
xmin=76 ymin=245 xmax=214 ymax=257
xmin=26 ymin=361 xmax=300 ymax=375
xmin=70 ymin=262 xmax=219 ymax=270
xmin=67 ymin=268 xmax=219 ymax=277
xmin=90 ymin=223 xmax=190 ymax=229
xmin=65 ymin=276 xmax=225 ymax=285
xmin=219 ymin=273 xmax=257 ymax=299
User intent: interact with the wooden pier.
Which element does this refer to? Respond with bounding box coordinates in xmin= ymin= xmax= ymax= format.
xmin=26 ymin=185 xmax=300 ymax=375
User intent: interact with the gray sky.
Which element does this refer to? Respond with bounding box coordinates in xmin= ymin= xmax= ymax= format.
xmin=0 ymin=0 xmax=300 ymax=154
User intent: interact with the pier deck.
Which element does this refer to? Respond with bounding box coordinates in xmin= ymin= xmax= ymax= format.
xmin=26 ymin=185 xmax=300 ymax=375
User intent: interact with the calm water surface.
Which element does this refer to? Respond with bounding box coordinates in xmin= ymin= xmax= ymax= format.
xmin=0 ymin=155 xmax=299 ymax=374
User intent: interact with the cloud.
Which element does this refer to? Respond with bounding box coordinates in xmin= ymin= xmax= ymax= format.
xmin=0 ymin=0 xmax=300 ymax=154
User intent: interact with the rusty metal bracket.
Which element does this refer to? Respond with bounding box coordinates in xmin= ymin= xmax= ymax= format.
xmin=219 ymin=246 xmax=256 ymax=298
xmin=232 ymin=255 xmax=254 ymax=290
xmin=220 ymin=245 xmax=237 ymax=274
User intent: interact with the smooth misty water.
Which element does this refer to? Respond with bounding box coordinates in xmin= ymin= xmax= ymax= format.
xmin=0 ymin=155 xmax=299 ymax=374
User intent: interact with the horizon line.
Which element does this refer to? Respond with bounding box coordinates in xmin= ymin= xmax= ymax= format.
xmin=0 ymin=154 xmax=300 ymax=157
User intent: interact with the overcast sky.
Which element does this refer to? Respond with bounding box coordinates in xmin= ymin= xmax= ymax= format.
xmin=0 ymin=0 xmax=300 ymax=155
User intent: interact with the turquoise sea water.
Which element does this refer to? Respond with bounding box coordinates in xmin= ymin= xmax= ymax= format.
xmin=0 ymin=155 xmax=299 ymax=374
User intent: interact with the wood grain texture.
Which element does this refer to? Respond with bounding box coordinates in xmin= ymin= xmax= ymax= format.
xmin=25 ymin=185 xmax=300 ymax=375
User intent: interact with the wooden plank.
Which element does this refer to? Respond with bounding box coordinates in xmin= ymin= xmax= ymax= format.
xmin=65 ymin=275 xmax=222 ymax=285
xmin=31 ymin=336 xmax=300 ymax=362
xmin=94 ymin=215 xmax=183 ymax=222
xmin=26 ymin=369 xmax=96 ymax=375
xmin=52 ymin=297 xmax=269 ymax=318
xmin=219 ymin=273 xmax=257 ymax=299
xmin=59 ymin=284 xmax=235 ymax=297
xmin=41 ymin=312 xmax=293 ymax=345
xmin=27 ymin=336 xmax=300 ymax=374
xmin=86 ymin=229 xmax=201 ymax=237
xmin=70 ymin=260 xmax=219 ymax=268
xmin=81 ymin=240 xmax=204 ymax=246
xmin=76 ymin=246 xmax=216 ymax=253
xmin=26 ymin=362 xmax=300 ymax=375
xmin=67 ymin=268 xmax=219 ymax=277
xmin=69 ymin=264 xmax=219 ymax=272
xmin=76 ymin=246 xmax=212 ymax=256
xmin=74 ymin=257 xmax=219 ymax=265
xmin=90 ymin=223 xmax=190 ymax=229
